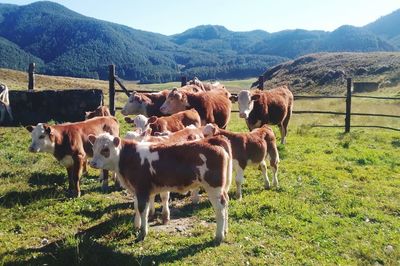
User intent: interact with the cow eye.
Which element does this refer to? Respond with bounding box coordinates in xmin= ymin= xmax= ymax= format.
xmin=39 ymin=135 xmax=45 ymax=139
xmin=129 ymin=98 xmax=134 ymax=103
xmin=100 ymin=148 xmax=110 ymax=158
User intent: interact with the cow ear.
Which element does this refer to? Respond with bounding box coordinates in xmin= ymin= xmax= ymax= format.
xmin=229 ymin=95 xmax=238 ymax=103
xmin=88 ymin=134 xmax=97 ymax=146
xmin=124 ymin=117 xmax=134 ymax=123
xmin=26 ymin=125 xmax=35 ymax=132
xmin=113 ymin=137 xmax=121 ymax=147
xmin=44 ymin=125 xmax=52 ymax=135
xmin=251 ymin=94 xmax=261 ymax=101
xmin=147 ymin=116 xmax=157 ymax=124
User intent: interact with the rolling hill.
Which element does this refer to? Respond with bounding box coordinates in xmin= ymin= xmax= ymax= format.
xmin=0 ymin=1 xmax=399 ymax=83
xmin=252 ymin=52 xmax=400 ymax=94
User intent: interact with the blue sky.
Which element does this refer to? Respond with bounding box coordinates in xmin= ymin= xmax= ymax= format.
xmin=2 ymin=0 xmax=399 ymax=35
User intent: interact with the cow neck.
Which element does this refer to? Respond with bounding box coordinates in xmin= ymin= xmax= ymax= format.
xmin=248 ymin=99 xmax=266 ymax=124
xmin=51 ymin=128 xmax=65 ymax=160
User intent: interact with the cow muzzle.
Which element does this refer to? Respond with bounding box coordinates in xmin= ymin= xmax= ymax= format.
xmin=160 ymin=106 xmax=167 ymax=114
xmin=28 ymin=146 xmax=39 ymax=153
xmin=89 ymin=160 xmax=99 ymax=169
xmin=239 ymin=113 xmax=247 ymax=119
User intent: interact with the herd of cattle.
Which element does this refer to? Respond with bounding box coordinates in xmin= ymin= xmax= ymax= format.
xmin=25 ymin=78 xmax=294 ymax=244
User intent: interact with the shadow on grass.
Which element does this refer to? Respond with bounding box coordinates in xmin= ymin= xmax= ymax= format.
xmin=0 ymin=186 xmax=64 ymax=208
xmin=28 ymin=172 xmax=65 ymax=186
xmin=6 ymin=213 xmax=214 ymax=266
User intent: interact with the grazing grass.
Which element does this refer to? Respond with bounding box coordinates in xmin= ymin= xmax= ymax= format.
xmin=1 ymin=112 xmax=400 ymax=265
xmin=1 ymin=69 xmax=399 ymax=264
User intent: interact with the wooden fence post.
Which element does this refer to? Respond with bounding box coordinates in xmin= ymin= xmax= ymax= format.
xmin=28 ymin=63 xmax=35 ymax=91
xmin=181 ymin=76 xmax=187 ymax=87
xmin=258 ymin=75 xmax=264 ymax=90
xmin=345 ymin=78 xmax=352 ymax=133
xmin=109 ymin=64 xmax=116 ymax=116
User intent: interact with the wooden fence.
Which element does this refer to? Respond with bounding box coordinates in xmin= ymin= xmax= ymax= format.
xmin=108 ymin=65 xmax=400 ymax=132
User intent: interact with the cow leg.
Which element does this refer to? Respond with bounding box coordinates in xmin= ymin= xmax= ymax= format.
xmin=133 ymin=197 xmax=141 ymax=230
xmin=82 ymin=159 xmax=88 ymax=176
xmin=260 ymin=160 xmax=271 ymax=190
xmin=148 ymin=195 xmax=155 ymax=220
xmin=191 ymin=189 xmax=200 ymax=204
xmin=160 ymin=192 xmax=170 ymax=224
xmin=113 ymin=173 xmax=121 ymax=190
xmin=270 ymin=159 xmax=279 ymax=188
xmin=136 ymin=195 xmax=150 ymax=242
xmin=101 ymin=170 xmax=109 ymax=192
xmin=279 ymin=123 xmax=286 ymax=145
xmin=72 ymin=157 xmax=84 ymax=197
xmin=234 ymin=161 xmax=245 ymax=200
xmin=205 ymin=186 xmax=227 ymax=245
xmin=281 ymin=106 xmax=292 ymax=145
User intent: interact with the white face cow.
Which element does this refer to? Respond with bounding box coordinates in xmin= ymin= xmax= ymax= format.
xmin=124 ymin=114 xmax=149 ymax=132
xmin=26 ymin=123 xmax=55 ymax=153
xmin=121 ymin=92 xmax=147 ymax=116
xmin=89 ymin=133 xmax=121 ymax=172
xmin=237 ymin=90 xmax=260 ymax=119
xmin=159 ymin=88 xmax=188 ymax=115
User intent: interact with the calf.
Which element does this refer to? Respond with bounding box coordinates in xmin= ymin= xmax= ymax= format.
xmin=121 ymin=90 xmax=170 ymax=117
xmin=125 ymin=109 xmax=201 ymax=136
xmin=26 ymin=117 xmax=119 ymax=197
xmin=89 ymin=133 xmax=232 ymax=244
xmin=85 ymin=106 xmax=111 ymax=119
xmin=125 ymin=125 xmax=206 ymax=216
xmin=125 ymin=125 xmax=204 ymax=142
xmin=231 ymin=85 xmax=293 ymax=144
xmin=0 ymin=84 xmax=12 ymax=124
xmin=160 ymin=88 xmax=231 ymax=129
xmin=188 ymin=77 xmax=229 ymax=95
xmin=203 ymin=123 xmax=279 ymax=199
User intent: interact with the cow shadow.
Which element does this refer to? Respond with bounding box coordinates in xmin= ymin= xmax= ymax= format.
xmin=28 ymin=172 xmax=66 ymax=186
xmin=0 ymin=186 xmax=65 ymax=208
xmin=6 ymin=213 xmax=214 ymax=265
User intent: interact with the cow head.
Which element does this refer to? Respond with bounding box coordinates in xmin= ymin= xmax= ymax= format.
xmin=125 ymin=114 xmax=149 ymax=132
xmin=159 ymin=88 xmax=188 ymax=114
xmin=237 ymin=90 xmax=260 ymax=119
xmin=89 ymin=133 xmax=121 ymax=171
xmin=121 ymin=92 xmax=148 ymax=116
xmin=203 ymin=123 xmax=219 ymax=137
xmin=26 ymin=123 xmax=55 ymax=153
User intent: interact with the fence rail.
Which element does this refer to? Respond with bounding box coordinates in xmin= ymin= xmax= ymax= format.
xmin=99 ymin=65 xmax=400 ymax=133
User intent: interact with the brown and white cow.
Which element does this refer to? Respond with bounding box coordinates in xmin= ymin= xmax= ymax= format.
xmin=89 ymin=133 xmax=232 ymax=244
xmin=231 ymin=85 xmax=293 ymax=144
xmin=203 ymin=123 xmax=279 ymax=199
xmin=125 ymin=109 xmax=201 ymax=135
xmin=121 ymin=90 xmax=170 ymax=117
xmin=160 ymin=88 xmax=232 ymax=129
xmin=187 ymin=77 xmax=229 ymax=95
xmin=26 ymin=117 xmax=119 ymax=197
xmin=124 ymin=125 xmax=206 ymax=216
xmin=85 ymin=106 xmax=111 ymax=120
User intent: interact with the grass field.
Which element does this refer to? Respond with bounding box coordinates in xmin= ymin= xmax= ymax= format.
xmin=1 ymin=69 xmax=400 ymax=265
xmin=1 ymin=113 xmax=400 ymax=265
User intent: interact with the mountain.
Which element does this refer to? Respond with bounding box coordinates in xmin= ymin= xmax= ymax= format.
xmin=0 ymin=1 xmax=398 ymax=83
xmin=252 ymin=52 xmax=400 ymax=94
xmin=364 ymin=9 xmax=400 ymax=48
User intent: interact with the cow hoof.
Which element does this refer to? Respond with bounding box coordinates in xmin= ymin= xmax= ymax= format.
xmin=265 ymin=185 xmax=271 ymax=190
xmin=101 ymin=184 xmax=109 ymax=193
xmin=162 ymin=216 xmax=170 ymax=225
xmin=214 ymin=236 xmax=224 ymax=246
xmin=135 ymin=231 xmax=146 ymax=242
